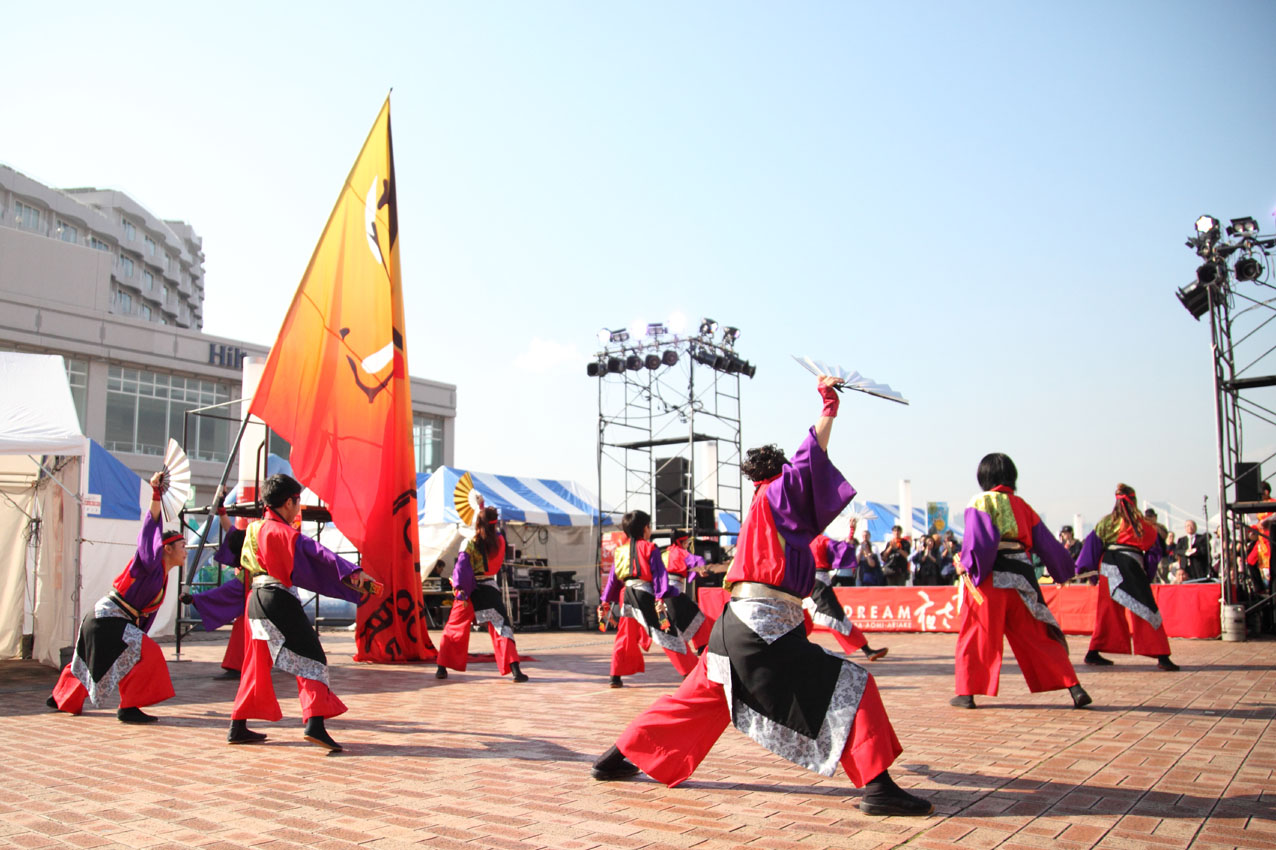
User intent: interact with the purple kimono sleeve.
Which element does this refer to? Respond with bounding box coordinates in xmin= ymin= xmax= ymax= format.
xmin=685 ymin=553 xmax=706 ymax=570
xmin=767 ymin=427 xmax=856 ymax=541
xmin=451 ymin=550 xmax=477 ymax=601
xmin=959 ymin=506 xmax=1000 ymax=586
xmin=600 ymin=568 xmax=622 ymax=605
xmin=131 ymin=511 xmax=165 ymax=578
xmin=191 ymin=577 xmax=245 ymax=631
xmin=291 ymin=535 xmax=362 ymax=603
xmin=213 ymin=529 xmax=245 ymax=567
xmin=1144 ymin=537 xmax=1165 ymax=579
xmin=1030 ymin=520 xmax=1077 ymax=584
xmin=1075 ymin=531 xmax=1104 ymax=573
xmin=650 ymin=548 xmax=678 ymax=598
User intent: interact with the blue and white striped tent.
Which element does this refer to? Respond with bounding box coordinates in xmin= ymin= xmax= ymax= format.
xmin=419 ymin=466 xmax=614 ymax=527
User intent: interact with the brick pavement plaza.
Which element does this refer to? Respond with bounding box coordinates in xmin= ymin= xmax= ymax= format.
xmin=1 ymin=630 xmax=1273 ymax=850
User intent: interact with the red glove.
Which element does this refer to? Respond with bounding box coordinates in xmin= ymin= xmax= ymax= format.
xmin=152 ymin=487 xmax=164 ymax=502
xmin=818 ymin=381 xmax=840 ymax=418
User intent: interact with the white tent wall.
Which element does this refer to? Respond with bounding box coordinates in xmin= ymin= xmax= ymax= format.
xmin=0 ymin=458 xmax=35 ymax=658
xmin=502 ymin=523 xmax=600 ymax=605
xmin=32 ymin=459 xmax=81 ymax=667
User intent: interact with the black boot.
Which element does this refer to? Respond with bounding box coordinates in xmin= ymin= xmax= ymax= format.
xmin=862 ymin=646 xmax=889 ymax=662
xmin=1156 ymin=655 xmax=1180 ymax=672
xmin=591 ymin=744 xmax=640 ymax=780
xmin=510 ymin=661 xmax=529 ymax=683
xmin=609 ymin=675 xmax=623 ymax=688
xmin=45 ymin=695 xmax=58 ymax=710
xmin=435 ymin=665 xmax=448 ymax=679
xmin=949 ymin=694 xmax=976 ymax=709
xmin=213 ymin=668 xmax=241 ymax=681
xmin=1069 ymin=684 xmax=1093 ymax=708
xmin=859 ymin=770 xmax=933 ymax=816
xmin=1084 ymin=650 xmax=1114 ymax=666
xmin=227 ymin=719 xmax=267 ymax=745
xmin=303 ymin=716 xmax=343 ymax=752
xmin=116 ymin=707 xmax=158 ymax=724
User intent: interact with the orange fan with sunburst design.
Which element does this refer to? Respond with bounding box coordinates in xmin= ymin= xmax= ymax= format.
xmin=453 ymin=472 xmax=484 ymax=526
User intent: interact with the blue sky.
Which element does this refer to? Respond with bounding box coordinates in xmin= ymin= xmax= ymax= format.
xmin=4 ymin=1 xmax=1275 ymax=533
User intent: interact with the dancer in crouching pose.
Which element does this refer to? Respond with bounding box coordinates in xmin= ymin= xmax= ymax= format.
xmin=435 ymin=502 xmax=529 ymax=682
xmin=950 ymin=453 xmax=1091 ymax=709
xmin=599 ymin=511 xmax=698 ymax=686
xmin=592 ymin=377 xmax=932 ymax=816
xmin=48 ymin=472 xmax=184 ymax=723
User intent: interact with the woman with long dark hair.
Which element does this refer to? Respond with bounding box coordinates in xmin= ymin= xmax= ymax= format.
xmin=951 ymin=453 xmax=1090 ymax=709
xmin=1078 ymin=484 xmax=1178 ymax=671
xmin=598 ymin=510 xmax=696 ymax=686
xmin=436 ymin=502 xmax=529 ymax=682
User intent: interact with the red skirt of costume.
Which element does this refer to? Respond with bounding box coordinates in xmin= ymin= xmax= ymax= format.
xmin=436 ymin=584 xmax=521 ymax=675
xmin=612 ymin=583 xmax=698 ymax=677
xmin=51 ymin=608 xmax=174 ymax=714
xmin=1089 ymin=576 xmax=1171 ymax=657
xmin=954 ymin=582 xmax=1078 ymax=696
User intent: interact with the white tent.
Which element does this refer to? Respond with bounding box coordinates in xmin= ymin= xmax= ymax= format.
xmin=0 ymin=353 xmax=88 ymax=667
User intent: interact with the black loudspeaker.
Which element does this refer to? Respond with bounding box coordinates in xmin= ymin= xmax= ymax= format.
xmin=655 ymin=457 xmax=689 ymax=528
xmin=1236 ymin=462 xmax=1262 ymax=503
xmin=695 ymin=499 xmax=715 ymax=533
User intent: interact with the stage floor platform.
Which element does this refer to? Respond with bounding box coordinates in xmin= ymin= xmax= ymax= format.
xmin=0 ymin=629 xmax=1272 ymax=850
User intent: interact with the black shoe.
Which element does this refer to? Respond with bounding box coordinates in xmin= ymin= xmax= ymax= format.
xmin=1156 ymin=655 xmax=1180 ymax=672
xmin=45 ymin=695 xmax=58 ymax=710
xmin=117 ymin=707 xmax=158 ymax=724
xmin=303 ymin=717 xmax=343 ymax=752
xmin=213 ymin=668 xmax=241 ymax=681
xmin=1084 ymin=651 xmax=1114 ymax=666
xmin=510 ymin=662 xmax=529 ymax=683
xmin=859 ymin=770 xmax=933 ymax=816
xmin=227 ymin=720 xmax=267 ymax=745
xmin=512 ymin=671 xmax=530 ymax=683
xmin=435 ymin=666 xmax=448 ymax=679
xmin=949 ymin=695 xmax=976 ymax=709
xmin=1069 ymin=685 xmax=1093 ymax=708
xmin=609 ymin=675 xmax=623 ymax=688
xmin=591 ymin=745 xmax=640 ymax=781
xmin=863 ymin=646 xmax=889 ymax=662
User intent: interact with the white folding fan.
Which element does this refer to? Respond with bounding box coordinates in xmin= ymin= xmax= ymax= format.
xmin=159 ymin=438 xmax=192 ymax=523
xmin=791 ymin=356 xmax=909 ymax=405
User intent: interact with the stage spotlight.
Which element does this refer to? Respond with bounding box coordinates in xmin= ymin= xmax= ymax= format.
xmin=601 ymin=329 xmax=629 ymax=344
xmin=597 ymin=328 xmax=611 ymax=345
xmin=625 ymin=354 xmax=643 ymax=371
xmin=721 ymin=326 xmax=740 ymax=346
xmin=699 ymin=318 xmax=717 ymax=336
xmin=1196 ymin=262 xmax=1225 ymax=286
xmin=1235 ymin=255 xmax=1263 ymax=282
xmin=723 ymin=355 xmax=742 ymax=373
xmin=661 ymin=350 xmax=678 ymax=366
xmin=586 ymin=361 xmax=603 ymax=377
xmin=607 ymin=357 xmax=625 ymax=374
xmin=740 ymin=361 xmax=757 ymax=379
xmin=1176 ymin=281 xmax=1212 ymax=320
xmin=692 ymin=347 xmax=716 ymax=367
xmin=1196 ymin=215 xmax=1220 ymax=236
xmin=1227 ymin=216 xmax=1259 ymax=237
xmin=644 ymin=354 xmax=661 ymax=370
xmin=646 ymin=323 xmax=667 ymax=337
xmin=668 ymin=312 xmax=687 ymax=334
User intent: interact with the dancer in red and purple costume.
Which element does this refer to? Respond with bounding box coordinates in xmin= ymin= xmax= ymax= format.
xmin=950 ymin=452 xmax=1091 ymax=709
xmin=661 ymin=531 xmax=713 ymax=652
xmin=1079 ymin=483 xmax=1179 ymax=671
xmin=807 ymin=529 xmax=888 ymax=662
xmin=599 ymin=511 xmax=698 ymax=686
xmin=48 ymin=472 xmax=184 ymax=723
xmin=591 ymin=378 xmax=931 ymax=817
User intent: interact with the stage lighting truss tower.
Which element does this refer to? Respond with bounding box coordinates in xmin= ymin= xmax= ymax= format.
xmin=588 ymin=325 xmax=752 ymax=576
xmin=1182 ymin=217 xmax=1276 ymax=616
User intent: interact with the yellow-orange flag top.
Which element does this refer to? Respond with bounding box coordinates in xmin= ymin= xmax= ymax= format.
xmin=250 ymin=97 xmax=433 ymax=662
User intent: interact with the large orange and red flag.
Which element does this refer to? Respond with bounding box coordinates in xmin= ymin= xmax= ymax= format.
xmin=250 ymin=97 xmax=433 ymax=662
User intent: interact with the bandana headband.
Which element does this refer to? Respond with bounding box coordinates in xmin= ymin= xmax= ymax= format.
xmin=162 ymin=532 xmax=185 ymax=545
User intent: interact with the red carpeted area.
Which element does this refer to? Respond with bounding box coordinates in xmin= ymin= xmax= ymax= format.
xmin=698 ymin=584 xmax=1222 ymax=638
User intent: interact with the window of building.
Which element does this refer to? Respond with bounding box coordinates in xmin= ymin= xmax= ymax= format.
xmin=90 ymin=236 xmax=111 ymax=252
xmin=122 ymin=219 xmax=136 ymax=241
xmin=165 ymin=284 xmax=176 ymax=306
xmin=63 ymin=357 xmax=88 ymax=433
xmin=14 ymin=200 xmax=40 ymax=230
xmin=413 ymin=414 xmax=445 ymax=473
xmin=145 ymin=235 xmax=156 ymax=256
xmin=105 ymin=365 xmax=233 ymax=461
xmin=119 ymin=256 xmax=134 ymax=278
xmin=57 ymin=220 xmax=78 ymax=243
xmin=143 ymin=270 xmax=154 ymax=291
xmin=140 ymin=304 xmax=152 ymax=321
xmin=114 ymin=289 xmax=132 ymax=314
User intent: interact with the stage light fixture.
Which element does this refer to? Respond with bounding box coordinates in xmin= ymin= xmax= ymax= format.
xmin=597 ymin=328 xmax=611 ymax=345
xmin=646 ymin=323 xmax=667 ymax=337
xmin=699 ymin=318 xmax=717 ymax=336
xmin=607 ymin=357 xmax=625 ymax=374
xmin=721 ymin=326 xmax=740 ymax=346
xmin=723 ymin=355 xmax=742 ymax=374
xmin=644 ymin=353 xmax=661 ymax=370
xmin=601 ymin=328 xmax=629 ymax=344
xmin=1235 ymin=255 xmax=1263 ymax=282
xmin=586 ymin=361 xmax=603 ymax=377
xmin=741 ymin=361 xmax=757 ymax=379
xmin=625 ymin=354 xmax=643 ymax=371
xmin=692 ymin=346 xmax=716 ymax=367
xmin=668 ymin=312 xmax=687 ymax=334
xmin=1196 ymin=262 xmax=1225 ymax=286
xmin=1176 ymin=280 xmax=1212 ymax=320
xmin=1227 ymin=216 xmax=1259 ymax=237
xmin=1196 ymin=215 xmax=1220 ymax=236
xmin=661 ymin=350 xmax=678 ymax=366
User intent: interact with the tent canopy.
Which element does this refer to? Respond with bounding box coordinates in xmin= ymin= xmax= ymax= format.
xmin=0 ymin=353 xmax=86 ymax=456
xmin=419 ymin=466 xmax=613 ymax=527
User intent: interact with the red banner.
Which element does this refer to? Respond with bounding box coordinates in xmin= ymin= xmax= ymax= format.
xmin=250 ymin=97 xmax=433 ymax=662
xmin=698 ymin=584 xmax=1222 ymax=639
